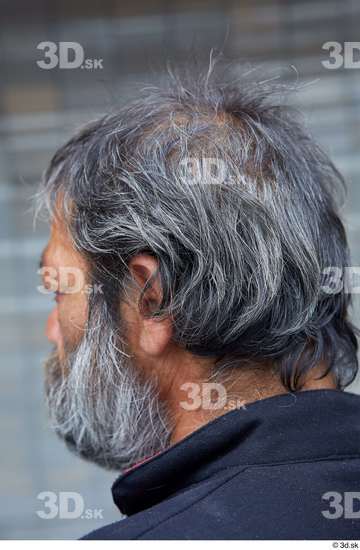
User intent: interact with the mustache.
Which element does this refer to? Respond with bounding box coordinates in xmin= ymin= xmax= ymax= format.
xmin=44 ymin=349 xmax=63 ymax=395
xmin=44 ymin=345 xmax=75 ymax=393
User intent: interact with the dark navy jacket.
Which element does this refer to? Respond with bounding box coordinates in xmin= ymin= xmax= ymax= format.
xmin=83 ymin=389 xmax=360 ymax=539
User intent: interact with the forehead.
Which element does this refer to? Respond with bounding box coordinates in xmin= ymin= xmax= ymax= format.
xmin=41 ymin=215 xmax=85 ymax=269
xmin=48 ymin=215 xmax=72 ymax=251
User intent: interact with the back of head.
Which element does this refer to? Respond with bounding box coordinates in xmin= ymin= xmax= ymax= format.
xmin=39 ymin=64 xmax=358 ymax=391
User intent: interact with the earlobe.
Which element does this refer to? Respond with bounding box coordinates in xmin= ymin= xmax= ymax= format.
xmin=139 ymin=316 xmax=173 ymax=357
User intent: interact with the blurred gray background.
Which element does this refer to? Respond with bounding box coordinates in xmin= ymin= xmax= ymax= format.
xmin=0 ymin=0 xmax=360 ymax=539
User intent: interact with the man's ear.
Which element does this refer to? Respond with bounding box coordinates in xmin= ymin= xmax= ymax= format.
xmin=127 ymin=254 xmax=173 ymax=356
xmin=129 ymin=254 xmax=163 ymax=314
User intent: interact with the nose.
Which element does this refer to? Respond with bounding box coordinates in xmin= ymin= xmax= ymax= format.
xmin=46 ymin=307 xmax=62 ymax=347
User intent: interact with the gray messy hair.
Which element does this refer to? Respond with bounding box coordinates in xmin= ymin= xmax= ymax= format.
xmin=37 ymin=64 xmax=358 ymax=391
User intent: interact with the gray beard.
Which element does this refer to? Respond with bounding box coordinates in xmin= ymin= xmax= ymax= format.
xmin=44 ymin=316 xmax=171 ymax=472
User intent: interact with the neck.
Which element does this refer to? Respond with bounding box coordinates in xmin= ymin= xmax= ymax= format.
xmin=168 ymin=361 xmax=336 ymax=445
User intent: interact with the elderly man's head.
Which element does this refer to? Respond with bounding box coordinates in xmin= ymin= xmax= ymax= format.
xmin=38 ymin=71 xmax=358 ymax=471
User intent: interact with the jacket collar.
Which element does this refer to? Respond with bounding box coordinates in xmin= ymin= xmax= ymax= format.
xmin=112 ymin=389 xmax=360 ymax=516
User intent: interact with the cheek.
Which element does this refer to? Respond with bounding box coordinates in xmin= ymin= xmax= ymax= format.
xmin=119 ymin=301 xmax=139 ymax=354
xmin=58 ymin=294 xmax=87 ymax=338
xmin=57 ymin=293 xmax=88 ymax=351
